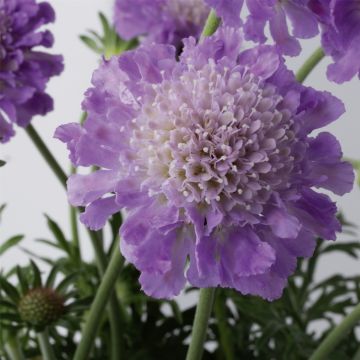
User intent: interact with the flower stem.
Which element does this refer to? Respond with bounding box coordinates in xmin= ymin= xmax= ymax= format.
xmin=353 ymin=346 xmax=360 ymax=360
xmin=186 ymin=288 xmax=216 ymax=360
xmin=25 ymin=124 xmax=125 ymax=359
xmin=310 ymin=303 xmax=360 ymax=360
xmin=214 ymin=290 xmax=234 ymax=360
xmin=25 ymin=124 xmax=67 ymax=188
xmin=70 ymin=166 xmax=81 ymax=262
xmin=74 ymin=239 xmax=124 ymax=360
xmin=296 ymin=47 xmax=325 ymax=83
xmin=37 ymin=329 xmax=56 ymax=360
xmin=201 ymin=9 xmax=221 ymax=39
xmin=4 ymin=335 xmax=25 ymax=360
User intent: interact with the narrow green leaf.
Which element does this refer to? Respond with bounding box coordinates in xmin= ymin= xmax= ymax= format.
xmin=99 ymin=12 xmax=111 ymax=40
xmin=0 ymin=160 xmax=6 ymax=167
xmin=16 ymin=266 xmax=29 ymax=294
xmin=0 ymin=235 xmax=24 ymax=256
xmin=79 ymin=35 xmax=102 ymax=54
xmin=0 ymin=277 xmax=20 ymax=303
xmin=56 ymin=273 xmax=78 ymax=294
xmin=45 ymin=215 xmax=71 ymax=255
xmin=45 ymin=265 xmax=59 ymax=288
xmin=30 ymin=260 xmax=42 ymax=288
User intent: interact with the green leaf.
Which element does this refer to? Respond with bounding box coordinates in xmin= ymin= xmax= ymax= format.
xmin=16 ymin=266 xmax=29 ymax=294
xmin=45 ymin=265 xmax=59 ymax=288
xmin=45 ymin=215 xmax=71 ymax=255
xmin=0 ymin=160 xmax=6 ymax=167
xmin=99 ymin=12 xmax=111 ymax=40
xmin=0 ymin=277 xmax=20 ymax=303
xmin=30 ymin=260 xmax=42 ymax=288
xmin=56 ymin=273 xmax=79 ymax=294
xmin=321 ymin=242 xmax=360 ymax=258
xmin=0 ymin=235 xmax=24 ymax=256
xmin=79 ymin=35 xmax=102 ymax=54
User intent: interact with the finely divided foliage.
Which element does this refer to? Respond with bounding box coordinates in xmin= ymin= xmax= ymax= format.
xmin=56 ymin=27 xmax=353 ymax=300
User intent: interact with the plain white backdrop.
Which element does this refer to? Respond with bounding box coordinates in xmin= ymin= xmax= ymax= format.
xmin=1 ymin=1 xmax=360 ymax=297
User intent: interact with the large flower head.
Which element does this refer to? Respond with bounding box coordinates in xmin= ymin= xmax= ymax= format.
xmin=309 ymin=0 xmax=360 ymax=83
xmin=114 ymin=0 xmax=210 ymax=48
xmin=56 ymin=28 xmax=353 ymax=300
xmin=0 ymin=0 xmax=63 ymax=143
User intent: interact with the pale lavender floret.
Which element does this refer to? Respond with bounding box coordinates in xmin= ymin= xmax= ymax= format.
xmin=114 ymin=0 xmax=210 ymax=48
xmin=309 ymin=0 xmax=360 ymax=83
xmin=56 ymin=27 xmax=353 ymax=300
xmin=0 ymin=0 xmax=63 ymax=142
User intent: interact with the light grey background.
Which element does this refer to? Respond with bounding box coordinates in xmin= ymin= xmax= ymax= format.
xmin=0 ymin=1 xmax=359 ymax=294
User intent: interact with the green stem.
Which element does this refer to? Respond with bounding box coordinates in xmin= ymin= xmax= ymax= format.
xmin=310 ymin=303 xmax=360 ymax=360
xmin=214 ymin=291 xmax=234 ymax=360
xmin=74 ymin=241 xmax=125 ymax=360
xmin=25 ymin=124 xmax=67 ymax=188
xmin=296 ymin=47 xmax=325 ymax=83
xmin=201 ymin=9 xmax=221 ymax=39
xmin=70 ymin=166 xmax=81 ymax=262
xmin=4 ymin=335 xmax=25 ymax=360
xmin=186 ymin=288 xmax=216 ymax=360
xmin=37 ymin=329 xmax=56 ymax=360
xmin=26 ymin=124 xmax=125 ymax=359
xmin=353 ymin=346 xmax=360 ymax=360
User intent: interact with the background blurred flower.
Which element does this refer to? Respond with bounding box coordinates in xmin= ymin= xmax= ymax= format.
xmin=309 ymin=0 xmax=360 ymax=83
xmin=243 ymin=0 xmax=319 ymax=56
xmin=114 ymin=0 xmax=210 ymax=48
xmin=56 ymin=27 xmax=353 ymax=301
xmin=0 ymin=0 xmax=63 ymax=143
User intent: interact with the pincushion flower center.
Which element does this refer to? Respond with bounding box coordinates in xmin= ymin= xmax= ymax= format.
xmin=131 ymin=60 xmax=299 ymax=213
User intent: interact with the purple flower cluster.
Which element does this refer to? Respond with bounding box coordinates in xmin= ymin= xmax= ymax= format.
xmin=213 ymin=0 xmax=360 ymax=82
xmin=56 ymin=28 xmax=353 ymax=300
xmin=114 ymin=0 xmax=210 ymax=48
xmin=309 ymin=0 xmax=360 ymax=83
xmin=0 ymin=0 xmax=63 ymax=143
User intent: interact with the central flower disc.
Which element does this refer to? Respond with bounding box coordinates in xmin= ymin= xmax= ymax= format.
xmin=129 ymin=60 xmax=300 ymax=215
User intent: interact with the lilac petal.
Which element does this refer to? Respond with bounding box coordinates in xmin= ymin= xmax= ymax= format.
xmin=307 ymin=132 xmax=354 ymax=195
xmin=80 ymin=196 xmax=121 ymax=231
xmin=299 ymin=89 xmax=345 ymax=135
xmin=205 ymin=0 xmax=243 ymax=26
xmin=269 ymin=6 xmax=301 ymax=56
xmin=283 ymin=2 xmax=319 ymax=39
xmin=291 ymin=189 xmax=341 ymax=240
xmin=238 ymin=45 xmax=280 ymax=79
xmin=67 ymin=170 xmax=119 ymax=207
xmin=266 ymin=206 xmax=301 ymax=239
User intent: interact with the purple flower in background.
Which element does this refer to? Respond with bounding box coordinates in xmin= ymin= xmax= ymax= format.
xmin=243 ymin=0 xmax=319 ymax=56
xmin=56 ymin=27 xmax=353 ymax=300
xmin=114 ymin=0 xmax=210 ymax=48
xmin=309 ymin=0 xmax=360 ymax=83
xmin=205 ymin=0 xmax=243 ymax=26
xmin=0 ymin=0 xmax=63 ymax=143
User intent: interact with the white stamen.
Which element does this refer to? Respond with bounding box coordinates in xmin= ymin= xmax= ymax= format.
xmin=202 ymin=147 xmax=209 ymax=153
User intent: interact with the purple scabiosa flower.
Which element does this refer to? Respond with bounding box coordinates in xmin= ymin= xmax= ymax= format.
xmin=0 ymin=0 xmax=63 ymax=143
xmin=309 ymin=0 xmax=360 ymax=83
xmin=56 ymin=28 xmax=353 ymax=300
xmin=114 ymin=0 xmax=210 ymax=48
xmin=243 ymin=0 xmax=319 ymax=56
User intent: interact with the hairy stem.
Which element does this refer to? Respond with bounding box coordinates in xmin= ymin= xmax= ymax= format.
xmin=186 ymin=288 xmax=216 ymax=360
xmin=37 ymin=329 xmax=56 ymax=360
xmin=74 ymin=241 xmax=125 ymax=360
xmin=296 ymin=47 xmax=325 ymax=83
xmin=310 ymin=303 xmax=360 ymax=360
xmin=201 ymin=9 xmax=221 ymax=39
